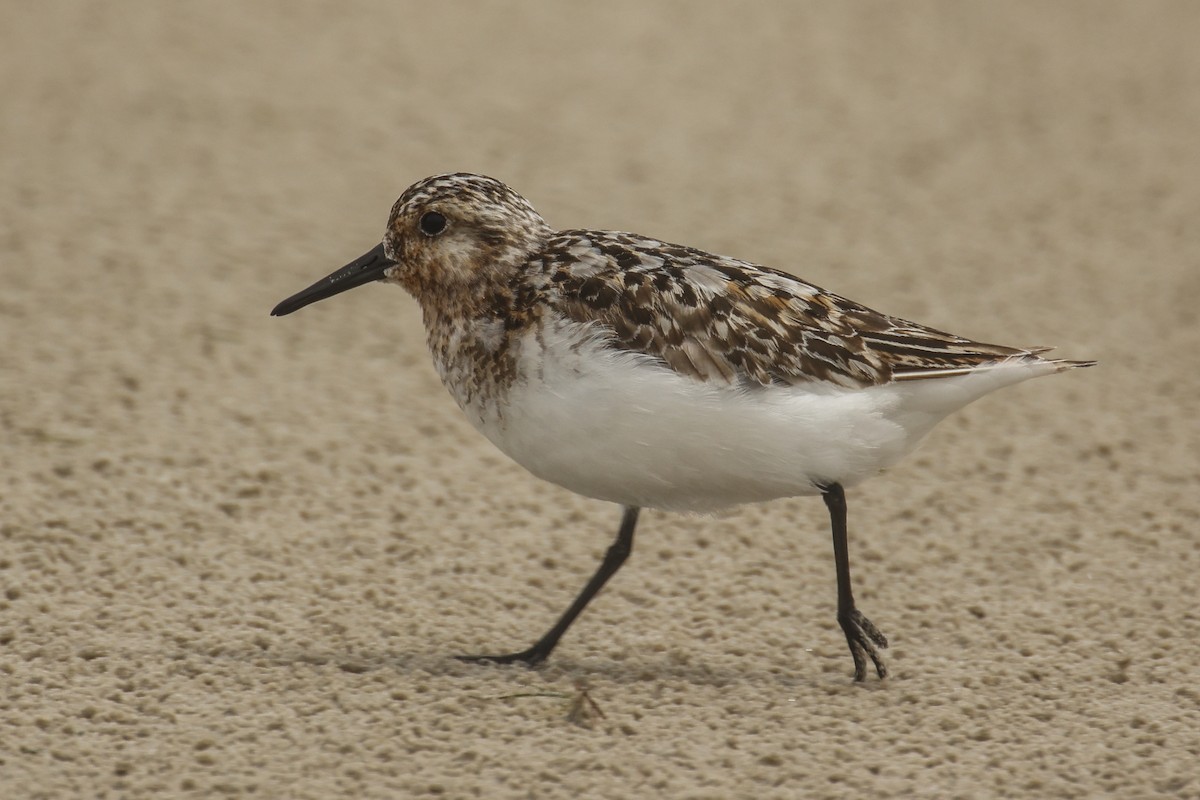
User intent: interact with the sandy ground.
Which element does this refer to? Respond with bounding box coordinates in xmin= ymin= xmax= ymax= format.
xmin=2 ymin=2 xmax=1198 ymax=798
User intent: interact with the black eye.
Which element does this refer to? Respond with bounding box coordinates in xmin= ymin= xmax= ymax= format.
xmin=419 ymin=211 xmax=447 ymax=236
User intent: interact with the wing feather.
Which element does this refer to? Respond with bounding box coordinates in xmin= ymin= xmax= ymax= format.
xmin=541 ymin=231 xmax=1044 ymax=388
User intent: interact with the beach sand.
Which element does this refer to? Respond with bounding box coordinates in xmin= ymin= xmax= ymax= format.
xmin=2 ymin=2 xmax=1197 ymax=797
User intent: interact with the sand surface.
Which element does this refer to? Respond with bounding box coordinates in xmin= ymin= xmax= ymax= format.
xmin=2 ymin=2 xmax=1198 ymax=797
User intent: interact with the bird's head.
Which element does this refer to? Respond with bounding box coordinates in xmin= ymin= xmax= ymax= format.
xmin=271 ymin=173 xmax=550 ymax=317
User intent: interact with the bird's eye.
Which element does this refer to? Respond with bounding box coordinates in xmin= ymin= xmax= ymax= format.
xmin=419 ymin=211 xmax=447 ymax=236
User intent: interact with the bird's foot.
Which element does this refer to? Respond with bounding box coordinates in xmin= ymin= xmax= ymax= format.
xmin=838 ymin=607 xmax=889 ymax=681
xmin=456 ymin=644 xmax=549 ymax=668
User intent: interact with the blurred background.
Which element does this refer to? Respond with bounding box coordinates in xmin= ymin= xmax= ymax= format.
xmin=2 ymin=2 xmax=1197 ymax=798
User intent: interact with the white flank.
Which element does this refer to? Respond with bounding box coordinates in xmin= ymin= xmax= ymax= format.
xmin=470 ymin=319 xmax=1060 ymax=512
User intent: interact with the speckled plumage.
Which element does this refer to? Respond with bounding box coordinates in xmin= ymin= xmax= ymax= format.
xmin=540 ymin=230 xmax=1044 ymax=388
xmin=365 ymin=174 xmax=1091 ymax=418
xmin=271 ymin=172 xmax=1095 ymax=680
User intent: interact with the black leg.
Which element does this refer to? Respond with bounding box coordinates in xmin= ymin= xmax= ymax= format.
xmin=822 ymin=483 xmax=888 ymax=681
xmin=458 ymin=506 xmax=640 ymax=667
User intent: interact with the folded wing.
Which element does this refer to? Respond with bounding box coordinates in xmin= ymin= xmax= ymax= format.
xmin=543 ymin=231 xmax=1084 ymax=389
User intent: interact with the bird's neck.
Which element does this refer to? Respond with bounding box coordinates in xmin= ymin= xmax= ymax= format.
xmin=417 ymin=271 xmax=540 ymax=424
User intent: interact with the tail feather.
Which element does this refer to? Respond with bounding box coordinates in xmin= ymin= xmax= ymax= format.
xmin=888 ymin=349 xmax=1095 ymax=424
xmin=1047 ymin=358 xmax=1098 ymax=372
xmin=893 ymin=349 xmax=1096 ymax=382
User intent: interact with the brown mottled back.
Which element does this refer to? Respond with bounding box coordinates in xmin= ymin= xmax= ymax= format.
xmin=536 ymin=230 xmax=1029 ymax=389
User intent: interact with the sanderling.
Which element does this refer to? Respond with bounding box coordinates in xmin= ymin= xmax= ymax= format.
xmin=271 ymin=173 xmax=1094 ymax=681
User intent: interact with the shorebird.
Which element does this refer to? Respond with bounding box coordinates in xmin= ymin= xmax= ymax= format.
xmin=271 ymin=173 xmax=1093 ymax=680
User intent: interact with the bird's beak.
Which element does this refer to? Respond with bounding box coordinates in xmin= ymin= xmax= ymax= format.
xmin=270 ymin=242 xmax=396 ymax=317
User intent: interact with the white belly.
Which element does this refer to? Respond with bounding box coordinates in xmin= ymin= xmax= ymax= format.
xmin=456 ymin=329 xmax=856 ymax=510
xmin=457 ymin=320 xmax=1053 ymax=512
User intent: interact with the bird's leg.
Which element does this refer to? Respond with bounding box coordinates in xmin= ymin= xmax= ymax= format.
xmin=458 ymin=506 xmax=640 ymax=667
xmin=822 ymin=483 xmax=888 ymax=681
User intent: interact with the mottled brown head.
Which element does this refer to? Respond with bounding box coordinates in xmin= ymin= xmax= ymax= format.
xmin=382 ymin=173 xmax=552 ymax=299
xmin=270 ymin=173 xmax=551 ymax=317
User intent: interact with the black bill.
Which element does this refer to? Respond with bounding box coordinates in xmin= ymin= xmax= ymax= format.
xmin=270 ymin=242 xmax=396 ymax=317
